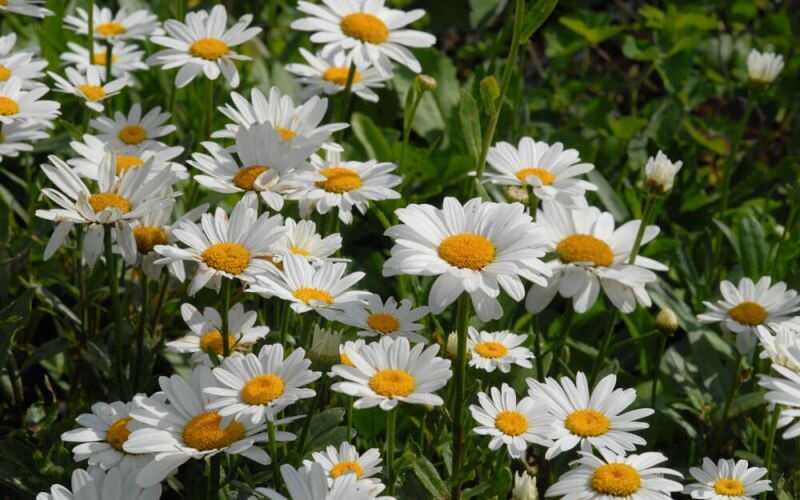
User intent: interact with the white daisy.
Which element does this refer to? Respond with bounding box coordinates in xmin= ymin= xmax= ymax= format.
xmin=758 ymin=346 xmax=800 ymax=440
xmin=338 ymin=339 xmax=366 ymax=369
xmin=0 ymin=120 xmax=49 ymax=161
xmin=35 ymin=465 xmax=161 ymax=500
xmin=61 ymin=42 xmax=149 ymax=82
xmin=545 ymin=449 xmax=683 ymax=499
xmin=0 ymin=0 xmax=52 ymax=18
xmin=206 ymin=343 xmax=320 ymax=424
xmin=90 ymin=103 xmax=176 ymax=149
xmin=291 ymin=0 xmax=436 ymax=75
xmin=332 ymin=294 xmax=429 ymax=343
xmin=485 ymin=138 xmax=596 ymax=207
xmin=685 ymin=457 xmax=771 ymax=499
xmin=644 ymin=150 xmax=682 ymax=194
xmin=470 ymin=383 xmax=552 ymax=459
xmin=286 ymin=48 xmax=391 ymax=103
xmin=467 ymin=327 xmax=534 ymax=373
xmin=252 ymin=462 xmax=386 ymax=500
xmin=525 ymin=201 xmax=666 ymax=315
xmin=0 ymin=77 xmax=60 ymax=125
xmin=756 ymin=324 xmax=800 ymax=371
xmin=331 ymin=336 xmax=452 ymax=410
xmin=65 ymin=6 xmax=162 ymax=42
xmin=288 ymin=148 xmax=401 ymax=224
xmin=0 ymin=34 xmax=48 ymax=88
xmin=248 ymin=254 xmax=369 ymax=315
xmin=68 ymin=133 xmax=188 ymax=181
xmin=270 ymin=218 xmax=343 ymax=264
xmin=383 ymin=197 xmax=551 ymax=321
xmin=747 ymin=49 xmax=784 ymax=84
xmin=699 ymin=276 xmax=800 ymax=354
xmin=49 ymin=67 xmax=128 ymax=113
xmin=153 ymin=193 xmax=286 ymax=294
xmin=303 ymin=442 xmax=383 ymax=488
xmin=125 ymin=365 xmax=278 ymax=488
xmin=149 ymin=5 xmax=261 ymax=88
xmin=528 ymin=372 xmax=654 ymax=459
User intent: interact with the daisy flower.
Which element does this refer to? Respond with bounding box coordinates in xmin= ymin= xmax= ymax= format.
xmin=747 ymin=49 xmax=784 ymax=84
xmin=526 ymin=201 xmax=666 ymax=315
xmin=331 ymin=336 xmax=452 ymax=410
xmin=470 ymin=383 xmax=552 ymax=459
xmin=36 ymin=465 xmax=161 ymax=500
xmin=383 ymin=197 xmax=551 ymax=321
xmin=248 ymin=255 xmax=369 ymax=315
xmin=485 ymin=138 xmax=596 ymax=207
xmin=303 ymin=442 xmax=383 ymax=488
xmin=252 ymin=462 xmax=384 ymax=500
xmin=338 ymin=339 xmax=366 ymax=369
xmin=288 ymin=148 xmax=401 ymax=224
xmin=758 ymin=346 xmax=800 ymax=440
xmin=154 ymin=193 xmax=285 ymax=294
xmin=68 ymin=134 xmax=188 ymax=181
xmin=756 ymin=324 xmax=800 ymax=371
xmin=0 ymin=0 xmax=52 ymax=18
xmin=467 ymin=327 xmax=534 ymax=373
xmin=0 ymin=34 xmax=48 ymax=88
xmin=644 ymin=150 xmax=682 ymax=194
xmin=333 ymin=294 xmax=429 ymax=343
xmin=0 ymin=121 xmax=49 ymax=161
xmin=528 ymin=372 xmax=654 ymax=459
xmin=167 ymin=302 xmax=270 ymax=365
xmin=49 ymin=67 xmax=128 ymax=113
xmin=61 ymin=42 xmax=149 ymax=82
xmin=125 ymin=365 xmax=278 ymax=488
xmin=149 ymin=5 xmax=261 ymax=88
xmin=698 ymin=276 xmax=800 ymax=354
xmin=685 ymin=457 xmax=771 ymax=499
xmin=65 ymin=6 xmax=161 ymax=42
xmin=545 ymin=449 xmax=683 ymax=499
xmin=270 ymin=218 xmax=343 ymax=264
xmin=286 ymin=48 xmax=391 ymax=103
xmin=205 ymin=343 xmax=320 ymax=424
xmin=291 ymin=0 xmax=436 ymax=75
xmin=90 ymin=103 xmax=176 ymax=149
xmin=0 ymin=77 xmax=60 ymax=125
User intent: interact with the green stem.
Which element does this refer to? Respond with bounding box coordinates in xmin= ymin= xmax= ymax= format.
xmin=400 ymin=89 xmax=424 ymax=176
xmin=208 ymin=455 xmax=221 ymax=500
xmin=386 ymin=408 xmax=398 ymax=495
xmin=719 ymin=97 xmax=755 ymax=214
xmin=76 ymin=225 xmax=88 ymax=347
xmin=769 ymin=198 xmax=799 ymax=279
xmin=104 ymin=40 xmax=113 ymax=83
xmin=88 ymin=0 xmax=95 ymax=64
xmin=761 ymin=407 xmax=780 ymax=500
xmin=719 ymin=352 xmax=743 ymax=427
xmin=589 ymin=309 xmax=619 ymax=385
xmin=205 ymin=77 xmax=215 ymax=140
xmin=267 ymin=420 xmax=282 ymax=492
xmin=650 ymin=334 xmax=667 ymax=409
xmin=221 ymin=279 xmax=231 ymax=357
xmin=103 ymin=225 xmax=124 ymax=397
xmin=150 ymin=272 xmax=169 ymax=335
xmin=550 ymin=308 xmax=574 ymax=378
xmin=335 ymin=61 xmax=357 ymax=127
xmin=134 ymin=274 xmax=149 ymax=392
xmin=450 ymin=294 xmax=471 ymax=500
xmin=345 ymin=396 xmax=353 ymax=440
xmin=627 ymin=195 xmax=656 ymax=265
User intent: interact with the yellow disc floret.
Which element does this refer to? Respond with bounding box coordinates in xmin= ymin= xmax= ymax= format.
xmin=190 ymin=38 xmax=229 ymax=60
xmin=556 ymin=234 xmax=614 ymax=267
xmin=565 ymin=409 xmax=610 ymax=437
xmin=118 ymin=125 xmax=146 ymax=145
xmin=714 ymin=478 xmax=746 ymax=496
xmin=275 ymin=127 xmax=297 ymax=141
xmin=293 ymin=287 xmax=334 ymax=305
xmin=106 ymin=416 xmax=132 ymax=451
xmin=367 ymin=313 xmax=400 ymax=334
xmin=0 ymin=96 xmax=20 ymax=116
xmin=241 ymin=374 xmax=285 ymax=405
xmin=340 ymin=13 xmax=390 ymax=44
xmin=133 ymin=226 xmax=168 ymax=253
xmin=79 ymin=84 xmax=106 ymax=102
xmin=115 ymin=155 xmax=144 ymax=175
xmin=316 ymin=167 xmax=363 ymax=193
xmin=515 ymin=167 xmax=555 ymax=185
xmin=495 ymin=410 xmax=528 ymax=436
xmin=322 ymin=67 xmax=364 ymax=86
xmin=438 ymin=233 xmax=496 ymax=270
xmin=182 ymin=411 xmax=246 ymax=451
xmin=88 ymin=192 xmax=131 ymax=214
xmin=330 ymin=460 xmax=364 ymax=479
xmin=201 ymin=242 xmax=251 ymax=275
xmin=0 ymin=65 xmax=11 ymax=82
xmin=474 ymin=341 xmax=508 ymax=359
xmin=233 ymin=165 xmax=268 ymax=190
xmin=96 ymin=22 xmax=128 ymax=37
xmin=369 ymin=369 xmax=416 ymax=398
xmin=199 ymin=330 xmax=238 ymax=356
xmin=591 ymin=463 xmax=642 ymax=496
xmin=92 ymin=52 xmax=117 ymax=66
xmin=728 ymin=301 xmax=768 ymax=326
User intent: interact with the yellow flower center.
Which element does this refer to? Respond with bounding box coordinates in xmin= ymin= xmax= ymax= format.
xmin=474 ymin=341 xmax=508 ymax=359
xmin=133 ymin=226 xmax=168 ymax=253
xmin=275 ymin=127 xmax=297 ymax=141
xmin=340 ymin=13 xmax=390 ymax=44
xmin=565 ymin=409 xmax=610 ymax=437
xmin=330 ymin=461 xmax=364 ymax=479
xmin=591 ymin=464 xmax=641 ymax=496
xmin=494 ymin=410 xmax=528 ymax=436
xmin=340 ymin=352 xmax=353 ymax=366
xmin=322 ymin=67 xmax=364 ymax=86
xmin=290 ymin=246 xmax=311 ymax=257
xmin=241 ymin=374 xmax=285 ymax=405
xmin=190 ymin=38 xmax=229 ymax=60
xmin=106 ymin=416 xmax=132 ymax=451
xmin=293 ymin=287 xmax=334 ymax=305
xmin=0 ymin=65 xmax=11 ymax=81
xmin=79 ymin=84 xmax=106 ymax=102
xmin=367 ymin=313 xmax=400 ymax=334
xmin=316 ymin=166 xmax=363 ymax=193
xmin=515 ymin=167 xmax=555 ymax=185
xmin=201 ymin=242 xmax=251 ymax=275
xmin=199 ymin=329 xmax=238 ymax=356
xmin=556 ymin=234 xmax=614 ymax=267
xmin=369 ymin=369 xmax=416 ymax=397
xmin=181 ymin=411 xmax=246 ymax=451
xmin=233 ymin=165 xmax=268 ymax=190
xmin=118 ymin=125 xmax=147 ymax=145
xmin=437 ymin=233 xmax=496 ymax=270
xmin=728 ymin=301 xmax=768 ymax=326
xmin=0 ymin=96 xmax=20 ymax=116
xmin=88 ymin=192 xmax=131 ymax=214
xmin=92 ymin=52 xmax=117 ymax=66
xmin=115 ymin=155 xmax=144 ymax=175
xmin=714 ymin=479 xmax=746 ymax=496
xmin=95 ymin=22 xmax=128 ymax=37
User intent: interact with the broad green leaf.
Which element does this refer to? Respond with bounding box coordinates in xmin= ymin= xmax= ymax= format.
xmin=587 ymin=170 xmax=630 ymax=221
xmin=559 ymin=16 xmax=623 ymax=46
xmin=520 ymin=0 xmax=559 ymax=42
xmin=458 ymin=89 xmax=482 ymax=163
xmin=412 ymin=456 xmax=448 ymax=499
xmin=351 ymin=113 xmax=393 ymax=161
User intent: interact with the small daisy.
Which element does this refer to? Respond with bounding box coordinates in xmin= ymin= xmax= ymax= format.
xmin=69 ymin=133 xmax=188 ymax=181
xmin=303 ymin=442 xmax=383 ymax=488
xmin=270 ymin=218 xmax=343 ymax=264
xmin=167 ymin=302 xmax=270 ymax=365
xmin=286 ymin=48 xmax=391 ymax=103
xmin=65 ymin=6 xmax=161 ymax=42
xmin=49 ymin=67 xmax=128 ymax=113
xmin=0 ymin=34 xmax=48 ymax=88
xmin=0 ymin=120 xmax=49 ymax=161
xmin=383 ymin=197 xmax=551 ymax=321
xmin=0 ymin=77 xmax=60 ymax=125
xmin=685 ymin=457 xmax=771 ymax=499
xmin=485 ymin=138 xmax=596 ymax=207
xmin=125 ymin=366 xmax=279 ymax=488
xmin=0 ymin=0 xmax=52 ymax=18
xmin=291 ymin=0 xmax=436 ymax=75
xmin=470 ymin=383 xmax=552 ymax=459
xmin=526 ymin=201 xmax=666 ymax=314
xmin=249 ymin=255 xmax=369 ymax=315
xmin=331 ymin=336 xmax=452 ymax=410
xmin=61 ymin=42 xmax=149 ymax=82
xmin=252 ymin=462 xmax=383 ymax=500
xmin=149 ymin=5 xmax=261 ymax=88
xmin=545 ymin=449 xmax=683 ymax=499
xmin=333 ymin=294 xmax=429 ymax=343
xmin=467 ymin=327 xmax=534 ymax=373
xmin=528 ymin=372 xmax=654 ymax=459
xmin=758 ymin=347 xmax=800 ymax=440
xmin=154 ymin=194 xmax=286 ymax=294
xmin=90 ymin=103 xmax=176 ymax=149
xmin=36 ymin=465 xmax=161 ymax=500
xmin=644 ymin=150 xmax=682 ymax=194
xmin=747 ymin=49 xmax=784 ymax=84
xmin=288 ymin=148 xmax=401 ymax=224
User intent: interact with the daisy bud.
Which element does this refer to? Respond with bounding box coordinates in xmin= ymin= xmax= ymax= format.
xmin=644 ymin=151 xmax=682 ymax=194
xmin=415 ymin=74 xmax=438 ymax=92
xmin=655 ymin=307 xmax=679 ymax=335
xmin=480 ymin=76 xmax=500 ymax=113
xmin=309 ymin=326 xmax=343 ymax=367
xmin=505 ymin=186 xmax=530 ymax=203
xmin=512 ymin=471 xmax=539 ymax=500
xmin=446 ymin=332 xmax=459 ymax=358
xmin=747 ymin=49 xmax=784 ymax=84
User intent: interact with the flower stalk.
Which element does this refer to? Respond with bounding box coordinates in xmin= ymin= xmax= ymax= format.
xmin=386 ymin=407 xmax=398 ymax=495
xmin=450 ymin=293 xmax=471 ymax=499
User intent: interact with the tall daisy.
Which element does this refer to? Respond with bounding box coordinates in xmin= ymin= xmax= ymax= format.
xmin=0 ymin=0 xmax=52 ymax=18
xmin=49 ymin=67 xmax=128 ymax=113
xmin=291 ymin=0 xmax=436 ymax=75
xmin=331 ymin=336 xmax=452 ymax=410
xmin=303 ymin=442 xmax=383 ymax=489
xmin=286 ymin=48 xmax=391 ymax=103
xmin=149 ymin=5 xmax=261 ymax=88
xmin=685 ymin=458 xmax=771 ymax=499
xmin=90 ymin=103 xmax=176 ymax=149
xmin=0 ymin=33 xmax=48 ymax=88
xmin=698 ymin=276 xmax=800 ymax=354
xmin=467 ymin=327 xmax=534 ymax=373
xmin=528 ymin=372 xmax=654 ymax=459
xmin=269 ymin=218 xmax=343 ymax=264
xmin=65 ymin=6 xmax=162 ymax=42
xmin=383 ymin=197 xmax=551 ymax=321
xmin=332 ymin=294 xmax=429 ymax=343
xmin=61 ymin=42 xmax=149 ymax=82
xmin=36 ymin=465 xmax=161 ymax=500
xmin=0 ymin=77 xmax=60 ymax=125
xmin=0 ymin=121 xmax=49 ymax=161
xmin=526 ymin=201 xmax=666 ymax=314
xmin=69 ymin=134 xmax=188 ymax=181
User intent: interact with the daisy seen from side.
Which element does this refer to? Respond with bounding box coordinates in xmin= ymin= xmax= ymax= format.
xmin=68 ymin=134 xmax=188 ymax=181
xmin=303 ymin=442 xmax=383 ymax=489
xmin=332 ymin=294 xmax=429 ymax=343
xmin=49 ymin=67 xmax=128 ymax=113
xmin=61 ymin=42 xmax=149 ymax=82
xmin=64 ymin=6 xmax=162 ymax=42
xmin=286 ymin=48 xmax=391 ymax=103
xmin=685 ymin=458 xmax=771 ymax=500
xmin=90 ymin=103 xmax=176 ymax=149
xmin=0 ymin=77 xmax=60 ymax=125
xmin=467 ymin=327 xmax=534 ymax=373
xmin=269 ymin=217 xmax=343 ymax=265
xmin=0 ymin=120 xmax=49 ymax=161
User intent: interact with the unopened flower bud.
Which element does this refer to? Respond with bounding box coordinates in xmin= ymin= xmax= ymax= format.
xmin=747 ymin=49 xmax=784 ymax=84
xmin=415 ymin=74 xmax=438 ymax=92
xmin=309 ymin=326 xmax=342 ymax=366
xmin=480 ymin=76 xmax=500 ymax=112
xmin=446 ymin=332 xmax=459 ymax=358
xmin=644 ymin=151 xmax=682 ymax=194
xmin=512 ymin=471 xmax=538 ymax=500
xmin=655 ymin=307 xmax=679 ymax=334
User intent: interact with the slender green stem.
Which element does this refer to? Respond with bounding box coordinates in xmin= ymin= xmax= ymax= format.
xmin=719 ymin=352 xmax=743 ymax=427
xmin=769 ymin=197 xmax=799 ymax=279
xmin=88 ymin=0 xmax=95 ymax=64
xmin=104 ymin=41 xmax=113 ymax=83
xmin=334 ymin=61 xmax=357 ymax=127
xmin=76 ymin=225 xmax=88 ymax=347
xmin=386 ymin=408 xmax=398 ymax=495
xmin=627 ymin=195 xmax=656 ymax=265
xmin=400 ymin=89 xmax=425 ymax=175
xmin=221 ymin=279 xmax=231 ymax=357
xmin=103 ymin=225 xmax=124 ymax=393
xmin=761 ymin=407 xmax=780 ymax=500
xmin=150 ymin=272 xmax=169 ymax=335
xmin=589 ymin=309 xmax=619 ymax=385
xmin=550 ymin=308 xmax=574 ymax=378
xmin=345 ymin=396 xmax=353 ymax=440
xmin=650 ymin=334 xmax=667 ymax=409
xmin=267 ymin=420 xmax=282 ymax=492
xmin=719 ymin=97 xmax=755 ymax=214
xmin=450 ymin=294 xmax=471 ymax=500
xmin=134 ymin=275 xmax=149 ymax=392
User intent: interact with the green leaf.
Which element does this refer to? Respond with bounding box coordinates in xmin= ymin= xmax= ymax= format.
xmin=520 ymin=0 xmax=559 ymax=43
xmin=458 ymin=89 xmax=482 ymax=162
xmin=587 ymin=170 xmax=630 ymax=221
xmin=559 ymin=16 xmax=623 ymax=46
xmin=351 ymin=113 xmax=393 ymax=161
xmin=0 ymin=290 xmax=33 ymax=369
xmin=412 ymin=455 xmax=448 ymax=499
